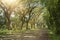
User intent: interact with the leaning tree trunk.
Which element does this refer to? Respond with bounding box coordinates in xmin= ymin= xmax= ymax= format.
xmin=4 ymin=11 xmax=11 ymax=30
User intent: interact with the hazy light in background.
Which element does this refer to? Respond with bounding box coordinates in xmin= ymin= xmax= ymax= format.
xmin=11 ymin=12 xmax=15 ymax=17
xmin=2 ymin=0 xmax=16 ymax=5
xmin=1 ymin=0 xmax=19 ymax=8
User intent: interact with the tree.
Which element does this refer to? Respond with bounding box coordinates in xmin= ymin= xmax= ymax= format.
xmin=41 ymin=0 xmax=60 ymax=34
xmin=0 ymin=0 xmax=20 ymax=30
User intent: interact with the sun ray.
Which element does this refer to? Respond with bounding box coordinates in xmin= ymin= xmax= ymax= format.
xmin=2 ymin=0 xmax=17 ymax=6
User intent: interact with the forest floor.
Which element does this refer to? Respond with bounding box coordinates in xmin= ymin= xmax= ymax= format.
xmin=0 ymin=28 xmax=49 ymax=40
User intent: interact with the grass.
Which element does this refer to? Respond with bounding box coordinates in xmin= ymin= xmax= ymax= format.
xmin=0 ymin=29 xmax=9 ymax=34
xmin=0 ymin=27 xmax=40 ymax=34
xmin=49 ymin=34 xmax=60 ymax=40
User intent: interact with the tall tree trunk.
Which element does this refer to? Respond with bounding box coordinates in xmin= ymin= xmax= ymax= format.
xmin=4 ymin=11 xmax=11 ymax=30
